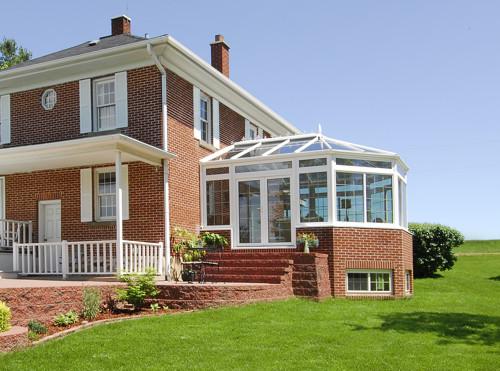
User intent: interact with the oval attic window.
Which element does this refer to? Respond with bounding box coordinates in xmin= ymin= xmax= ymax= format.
xmin=41 ymin=89 xmax=57 ymax=110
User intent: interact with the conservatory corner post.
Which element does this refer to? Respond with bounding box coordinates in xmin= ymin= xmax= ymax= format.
xmin=115 ymin=150 xmax=124 ymax=274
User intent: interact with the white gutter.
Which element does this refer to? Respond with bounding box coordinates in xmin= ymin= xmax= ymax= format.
xmin=147 ymin=43 xmax=171 ymax=280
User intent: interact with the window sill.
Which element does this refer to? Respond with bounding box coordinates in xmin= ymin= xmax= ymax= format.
xmin=199 ymin=140 xmax=217 ymax=152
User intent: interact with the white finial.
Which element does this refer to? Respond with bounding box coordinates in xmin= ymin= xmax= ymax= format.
xmin=317 ymin=124 xmax=322 ymax=134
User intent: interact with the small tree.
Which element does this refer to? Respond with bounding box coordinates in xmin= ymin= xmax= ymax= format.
xmin=0 ymin=38 xmax=31 ymax=70
xmin=409 ymin=223 xmax=464 ymax=278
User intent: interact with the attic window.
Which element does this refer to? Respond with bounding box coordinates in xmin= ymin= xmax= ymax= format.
xmin=41 ymin=89 xmax=57 ymax=110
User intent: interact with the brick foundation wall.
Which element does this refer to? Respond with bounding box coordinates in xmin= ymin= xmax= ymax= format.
xmin=4 ymin=162 xmax=164 ymax=243
xmin=297 ymin=226 xmax=413 ymax=298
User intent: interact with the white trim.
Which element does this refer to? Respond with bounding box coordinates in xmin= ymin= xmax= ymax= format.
xmin=93 ymin=165 xmax=129 ymax=222
xmin=0 ymin=177 xmax=5 ymax=219
xmin=41 ymin=89 xmax=57 ymax=110
xmin=212 ymin=98 xmax=220 ymax=149
xmin=193 ymin=86 xmax=201 ymax=140
xmin=80 ymin=168 xmax=93 ymax=222
xmin=93 ymin=76 xmax=117 ymax=132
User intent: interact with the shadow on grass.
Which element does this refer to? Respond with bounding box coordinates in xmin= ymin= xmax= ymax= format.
xmin=489 ymin=276 xmax=500 ymax=281
xmin=352 ymin=312 xmax=500 ymax=346
xmin=414 ymin=273 xmax=444 ymax=279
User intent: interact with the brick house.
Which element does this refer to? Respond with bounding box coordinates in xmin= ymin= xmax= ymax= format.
xmin=0 ymin=16 xmax=412 ymax=298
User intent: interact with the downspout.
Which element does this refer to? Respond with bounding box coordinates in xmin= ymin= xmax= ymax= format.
xmin=147 ymin=43 xmax=171 ymax=280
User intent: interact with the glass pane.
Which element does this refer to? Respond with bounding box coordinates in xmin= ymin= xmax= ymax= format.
xmin=398 ymin=179 xmax=407 ymax=227
xmin=370 ymin=273 xmax=391 ymax=292
xmin=239 ymin=141 xmax=286 ymax=158
xmin=366 ymin=174 xmax=393 ymax=223
xmin=299 ymin=158 xmax=327 ymax=167
xmin=221 ymin=144 xmax=255 ymax=160
xmin=206 ymin=180 xmax=230 ymax=226
xmin=238 ymin=180 xmax=261 ymax=244
xmin=299 ymin=172 xmax=328 ymax=223
xmin=302 ymin=139 xmax=330 ymax=152
xmin=273 ymin=139 xmax=312 ymax=154
xmin=337 ymin=158 xmax=392 ymax=169
xmin=336 ymin=172 xmax=364 ymax=222
xmin=235 ymin=161 xmax=292 ymax=173
xmin=325 ymin=140 xmax=362 ymax=151
xmin=98 ymin=105 xmax=116 ymax=130
xmin=267 ymin=178 xmax=291 ymax=243
xmin=347 ymin=273 xmax=368 ymax=291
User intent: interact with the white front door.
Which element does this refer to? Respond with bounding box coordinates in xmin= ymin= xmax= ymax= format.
xmin=39 ymin=201 xmax=61 ymax=242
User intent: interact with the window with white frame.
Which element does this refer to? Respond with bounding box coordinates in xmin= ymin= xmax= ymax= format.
xmin=399 ymin=178 xmax=407 ymax=228
xmin=366 ymin=174 xmax=393 ymax=223
xmin=248 ymin=123 xmax=258 ymax=140
xmin=93 ymin=77 xmax=116 ymax=131
xmin=206 ymin=179 xmax=230 ymax=226
xmin=299 ymin=172 xmax=328 ymax=223
xmin=336 ymin=172 xmax=364 ymax=222
xmin=405 ymin=271 xmax=412 ymax=293
xmin=200 ymin=92 xmax=212 ymax=144
xmin=347 ymin=270 xmax=392 ymax=293
xmin=95 ymin=170 xmax=116 ymax=220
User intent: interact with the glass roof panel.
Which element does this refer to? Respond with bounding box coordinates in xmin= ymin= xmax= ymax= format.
xmin=324 ymin=139 xmax=363 ymax=152
xmin=273 ymin=139 xmax=313 ymax=154
xmin=220 ymin=143 xmax=255 ymax=160
xmin=239 ymin=140 xmax=287 ymax=158
xmin=302 ymin=140 xmax=331 ymax=152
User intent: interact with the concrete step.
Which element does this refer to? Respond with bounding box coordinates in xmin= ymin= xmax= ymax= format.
xmin=204 ymin=273 xmax=284 ymax=284
xmin=205 ymin=266 xmax=290 ymax=276
xmin=213 ymin=259 xmax=293 ymax=268
xmin=0 ymin=271 xmax=18 ymax=279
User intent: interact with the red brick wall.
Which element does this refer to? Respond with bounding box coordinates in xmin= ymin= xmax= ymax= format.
xmin=297 ymin=226 xmax=413 ymax=298
xmin=4 ymin=162 xmax=164 ymax=243
xmin=6 ymin=66 xmax=162 ymax=149
xmin=166 ymin=71 xmax=246 ymax=233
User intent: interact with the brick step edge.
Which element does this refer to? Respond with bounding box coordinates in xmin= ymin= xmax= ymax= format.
xmin=212 ymin=259 xmax=293 ymax=267
xmin=205 ymin=266 xmax=290 ymax=275
xmin=204 ymin=274 xmax=284 ymax=284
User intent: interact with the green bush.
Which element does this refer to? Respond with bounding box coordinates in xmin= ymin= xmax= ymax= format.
xmin=27 ymin=320 xmax=47 ymax=335
xmin=53 ymin=311 xmax=79 ymax=327
xmin=0 ymin=301 xmax=11 ymax=333
xmin=82 ymin=288 xmax=101 ymax=321
xmin=409 ymin=223 xmax=464 ymax=278
xmin=117 ymin=268 xmax=159 ymax=308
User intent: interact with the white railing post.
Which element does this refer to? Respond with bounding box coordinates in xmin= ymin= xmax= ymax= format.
xmin=62 ymin=240 xmax=68 ymax=280
xmin=28 ymin=222 xmax=33 ymax=243
xmin=12 ymin=242 xmax=18 ymax=271
xmin=158 ymin=241 xmax=164 ymax=276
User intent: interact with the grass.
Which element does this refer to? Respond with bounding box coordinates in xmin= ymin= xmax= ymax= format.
xmin=1 ymin=249 xmax=499 ymax=370
xmin=455 ymin=240 xmax=500 ymax=254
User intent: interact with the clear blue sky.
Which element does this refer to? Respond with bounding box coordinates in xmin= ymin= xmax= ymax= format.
xmin=2 ymin=1 xmax=499 ymax=239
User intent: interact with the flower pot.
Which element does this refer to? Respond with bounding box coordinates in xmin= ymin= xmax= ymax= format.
xmin=304 ymin=241 xmax=310 ymax=254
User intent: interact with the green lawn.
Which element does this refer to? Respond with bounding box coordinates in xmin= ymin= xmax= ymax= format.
xmin=455 ymin=239 xmax=500 ymax=254
xmin=1 ymin=255 xmax=499 ymax=370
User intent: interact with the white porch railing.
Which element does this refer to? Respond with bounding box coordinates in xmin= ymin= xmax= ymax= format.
xmin=0 ymin=219 xmax=32 ymax=249
xmin=13 ymin=240 xmax=163 ymax=278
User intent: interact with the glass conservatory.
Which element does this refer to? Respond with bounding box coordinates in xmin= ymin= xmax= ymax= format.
xmin=200 ymin=133 xmax=408 ymax=249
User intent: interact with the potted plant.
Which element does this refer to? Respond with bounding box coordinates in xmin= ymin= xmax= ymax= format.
xmin=201 ymin=232 xmax=228 ymax=251
xmin=297 ymin=233 xmax=319 ymax=253
xmin=172 ymin=227 xmax=200 ymax=281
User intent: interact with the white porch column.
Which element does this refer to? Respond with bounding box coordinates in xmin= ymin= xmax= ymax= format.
xmin=115 ymin=151 xmax=124 ymax=274
xmin=163 ymin=160 xmax=171 ymax=280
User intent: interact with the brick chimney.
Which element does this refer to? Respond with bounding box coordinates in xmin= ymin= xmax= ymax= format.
xmin=111 ymin=15 xmax=131 ymax=36
xmin=210 ymin=34 xmax=230 ymax=77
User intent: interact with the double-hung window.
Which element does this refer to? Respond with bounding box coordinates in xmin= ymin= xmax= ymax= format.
xmin=200 ymin=92 xmax=212 ymax=144
xmin=94 ymin=77 xmax=116 ymax=131
xmin=95 ymin=169 xmax=116 ymax=220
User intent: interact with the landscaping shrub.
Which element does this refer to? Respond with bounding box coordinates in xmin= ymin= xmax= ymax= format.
xmin=0 ymin=301 xmax=11 ymax=333
xmin=409 ymin=223 xmax=464 ymax=278
xmin=27 ymin=320 xmax=47 ymax=335
xmin=82 ymin=288 xmax=101 ymax=321
xmin=117 ymin=268 xmax=159 ymax=308
xmin=53 ymin=311 xmax=79 ymax=327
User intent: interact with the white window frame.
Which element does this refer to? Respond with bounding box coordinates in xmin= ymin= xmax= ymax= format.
xmin=248 ymin=123 xmax=258 ymax=140
xmin=200 ymin=91 xmax=212 ymax=145
xmin=346 ymin=269 xmax=393 ymax=294
xmin=41 ymin=89 xmax=57 ymax=110
xmin=94 ymin=167 xmax=117 ymax=221
xmin=405 ymin=270 xmax=412 ymax=293
xmin=93 ymin=76 xmax=117 ymax=132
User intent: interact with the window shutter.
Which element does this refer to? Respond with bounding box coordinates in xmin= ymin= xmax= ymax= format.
xmin=115 ymin=72 xmax=128 ymax=128
xmin=212 ymin=98 xmax=220 ymax=149
xmin=244 ymin=119 xmax=251 ymax=140
xmin=121 ymin=165 xmax=129 ymax=220
xmin=79 ymin=80 xmax=92 ymax=133
xmin=80 ymin=168 xmax=93 ymax=222
xmin=193 ymin=86 xmax=201 ymax=140
xmin=0 ymin=95 xmax=11 ymax=144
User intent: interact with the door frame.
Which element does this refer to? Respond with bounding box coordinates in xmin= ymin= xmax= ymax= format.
xmin=0 ymin=177 xmax=5 ymax=219
xmin=234 ymin=173 xmax=295 ymax=249
xmin=38 ymin=200 xmax=61 ymax=243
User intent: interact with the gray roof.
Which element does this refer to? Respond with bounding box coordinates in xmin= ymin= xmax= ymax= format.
xmin=7 ymin=34 xmax=146 ymax=70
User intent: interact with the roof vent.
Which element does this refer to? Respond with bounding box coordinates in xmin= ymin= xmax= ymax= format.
xmin=89 ymin=39 xmax=100 ymax=46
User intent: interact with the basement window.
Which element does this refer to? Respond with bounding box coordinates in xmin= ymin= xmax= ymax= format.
xmin=346 ymin=270 xmax=392 ymax=293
